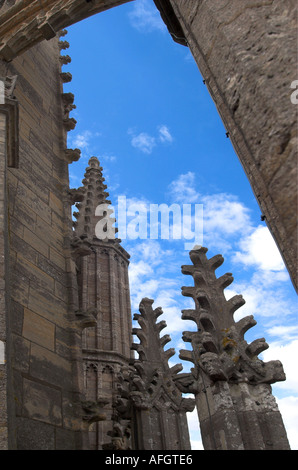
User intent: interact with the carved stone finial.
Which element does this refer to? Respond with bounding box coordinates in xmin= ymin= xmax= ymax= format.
xmin=63 ymin=116 xmax=77 ymax=131
xmin=180 ymin=246 xmax=286 ymax=387
xmin=58 ymin=29 xmax=68 ymax=37
xmin=60 ymin=55 xmax=71 ymax=65
xmin=88 ymin=156 xmax=100 ymax=168
xmin=132 ymin=298 xmax=176 ymax=367
xmin=58 ymin=40 xmax=69 ymax=50
xmin=70 ymin=235 xmax=93 ymax=258
xmin=71 ymin=157 xmax=117 ymax=242
xmin=62 ymin=92 xmax=75 ymax=105
xmin=81 ymin=398 xmax=108 ymax=424
xmin=65 ymin=148 xmax=81 ymax=164
xmin=60 ymin=72 xmax=72 ymax=83
xmin=73 ymin=308 xmax=97 ymax=330
xmin=1 ymin=75 xmax=17 ymax=99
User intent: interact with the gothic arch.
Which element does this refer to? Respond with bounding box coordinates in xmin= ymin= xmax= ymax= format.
xmin=101 ymin=364 xmax=115 ymax=391
xmin=84 ymin=362 xmax=98 ymax=401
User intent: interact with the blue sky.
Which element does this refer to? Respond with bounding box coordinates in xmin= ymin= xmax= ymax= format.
xmin=64 ymin=0 xmax=298 ymax=450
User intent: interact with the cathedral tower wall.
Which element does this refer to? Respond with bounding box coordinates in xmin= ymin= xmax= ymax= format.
xmin=0 ymin=37 xmax=83 ymax=450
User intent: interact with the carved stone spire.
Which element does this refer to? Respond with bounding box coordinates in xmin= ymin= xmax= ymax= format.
xmin=178 ymin=246 xmax=290 ymax=450
xmin=132 ymin=298 xmax=176 ymax=371
xmin=114 ymin=298 xmax=195 ymax=450
xmin=72 ymin=156 xmax=116 ymax=242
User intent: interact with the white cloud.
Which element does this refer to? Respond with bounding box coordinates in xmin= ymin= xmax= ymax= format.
xmin=130 ymin=131 xmax=156 ymax=154
xmin=69 ymin=130 xmax=92 ymax=149
xmin=128 ymin=0 xmax=166 ymax=33
xmin=126 ymin=237 xmax=185 ymax=335
xmin=153 ymin=288 xmax=186 ymax=334
xmin=158 ymin=125 xmax=173 ymax=143
xmin=67 ymin=129 xmax=103 ymax=163
xmin=100 ymin=154 xmax=117 ymax=163
xmin=167 ymin=173 xmax=252 ymax=251
xmin=128 ymin=239 xmax=173 ymax=266
xmin=130 ymin=277 xmax=160 ymax=309
xmin=225 ymin=274 xmax=296 ymax=322
xmin=267 ymin=325 xmax=298 ymax=341
xmin=168 ymin=171 xmax=199 ymax=203
xmin=128 ymin=125 xmax=174 ymax=155
xmin=129 ymin=259 xmax=153 ymax=287
xmin=202 ymin=193 xmax=252 ymax=237
xmin=232 ymin=225 xmax=286 ymax=271
xmin=167 ymin=174 xmax=295 ymax=325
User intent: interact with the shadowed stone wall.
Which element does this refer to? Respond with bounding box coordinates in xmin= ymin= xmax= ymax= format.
xmin=0 ymin=110 xmax=8 ymax=449
xmin=0 ymin=37 xmax=85 ymax=450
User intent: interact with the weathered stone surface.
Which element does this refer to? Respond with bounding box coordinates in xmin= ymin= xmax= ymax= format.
xmin=22 ymin=378 xmax=62 ymax=425
xmin=11 ymin=334 xmax=30 ymax=373
xmin=15 ymin=418 xmax=55 ymax=450
xmin=23 ymin=308 xmax=55 ymax=351
xmin=29 ymin=343 xmax=72 ymax=388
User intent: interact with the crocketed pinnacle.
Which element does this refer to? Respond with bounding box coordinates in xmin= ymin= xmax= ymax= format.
xmin=179 ymin=246 xmax=286 ymax=386
xmin=127 ymin=298 xmax=195 ymax=413
xmin=72 ymin=156 xmax=117 ymax=241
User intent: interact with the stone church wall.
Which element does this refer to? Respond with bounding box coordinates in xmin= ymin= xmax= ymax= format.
xmin=0 ymin=38 xmax=82 ymax=449
xmin=0 ymin=111 xmax=8 ymax=449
